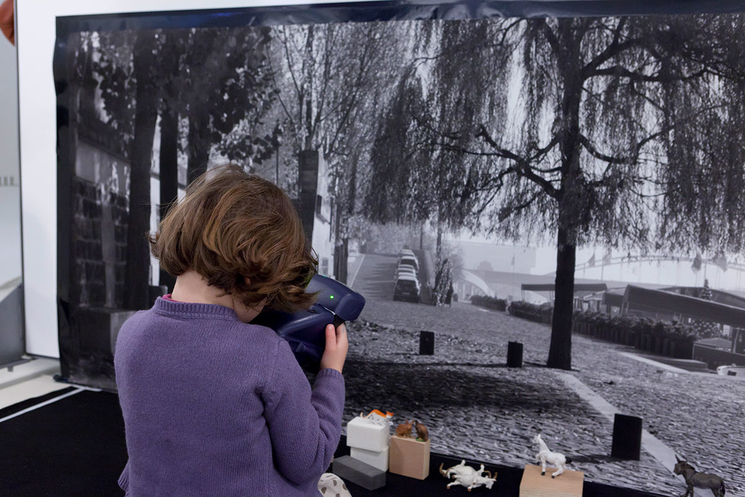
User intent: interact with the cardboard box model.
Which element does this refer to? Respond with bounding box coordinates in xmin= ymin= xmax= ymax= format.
xmin=389 ymin=435 xmax=430 ymax=480
xmin=350 ymin=446 xmax=389 ymax=472
xmin=346 ymin=415 xmax=390 ymax=452
xmin=519 ymin=464 xmax=584 ymax=497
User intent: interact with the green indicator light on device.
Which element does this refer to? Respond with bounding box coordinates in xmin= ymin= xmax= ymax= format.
xmin=330 ymin=295 xmax=334 ymax=299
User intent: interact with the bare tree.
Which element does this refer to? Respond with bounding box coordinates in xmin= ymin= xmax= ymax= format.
xmin=268 ymin=21 xmax=405 ymax=282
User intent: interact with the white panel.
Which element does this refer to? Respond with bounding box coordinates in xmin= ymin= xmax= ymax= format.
xmin=0 ymin=29 xmax=21 ymax=289
xmin=17 ymin=0 xmax=376 ymax=357
xmin=0 ymin=32 xmax=18 ymax=180
xmin=0 ymin=188 xmax=22 ymax=286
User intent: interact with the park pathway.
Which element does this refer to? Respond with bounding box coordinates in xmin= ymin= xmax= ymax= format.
xmin=349 ymin=253 xmax=397 ymax=300
xmin=350 ymin=252 xmax=433 ymax=303
xmin=340 ymin=294 xmax=744 ymax=496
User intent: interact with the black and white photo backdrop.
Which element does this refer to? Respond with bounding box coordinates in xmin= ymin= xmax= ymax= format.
xmin=40 ymin=1 xmax=745 ymax=495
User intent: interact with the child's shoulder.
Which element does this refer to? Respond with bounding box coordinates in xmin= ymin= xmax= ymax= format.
xmin=120 ymin=309 xmax=149 ymax=328
xmin=242 ymin=322 xmax=284 ymax=348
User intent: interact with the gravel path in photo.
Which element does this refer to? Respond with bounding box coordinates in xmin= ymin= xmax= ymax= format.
xmin=340 ymin=298 xmax=744 ymax=496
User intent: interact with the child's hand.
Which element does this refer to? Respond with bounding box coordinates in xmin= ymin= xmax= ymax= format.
xmin=320 ymin=323 xmax=348 ymax=374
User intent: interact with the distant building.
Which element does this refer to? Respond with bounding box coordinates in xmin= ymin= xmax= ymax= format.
xmin=447 ymin=241 xmax=537 ymax=300
xmin=454 ymin=241 xmax=537 ymax=274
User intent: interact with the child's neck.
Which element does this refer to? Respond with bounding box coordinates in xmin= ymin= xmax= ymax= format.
xmin=170 ymin=270 xmax=265 ymax=323
xmin=171 ymin=271 xmax=234 ymax=308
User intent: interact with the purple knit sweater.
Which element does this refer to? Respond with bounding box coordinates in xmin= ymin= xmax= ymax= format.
xmin=114 ymin=297 xmax=346 ymax=496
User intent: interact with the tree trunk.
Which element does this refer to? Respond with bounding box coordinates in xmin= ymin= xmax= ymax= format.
xmin=158 ymin=104 xmax=179 ymax=292
xmin=187 ymin=111 xmax=211 ymax=183
xmin=547 ymin=20 xmax=583 ymax=370
xmin=333 ymin=202 xmax=347 ymax=284
xmin=435 ymin=222 xmax=442 ymax=257
xmin=548 ymin=220 xmax=576 ymax=370
xmin=333 ymin=154 xmax=358 ymax=285
xmin=333 ymin=238 xmax=349 ymax=285
xmin=125 ymin=32 xmax=159 ymax=310
xmin=433 ymin=222 xmax=444 ymax=304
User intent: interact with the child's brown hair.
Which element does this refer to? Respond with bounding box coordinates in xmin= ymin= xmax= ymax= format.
xmin=150 ymin=164 xmax=318 ymax=312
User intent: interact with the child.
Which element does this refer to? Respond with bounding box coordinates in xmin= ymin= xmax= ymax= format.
xmin=115 ymin=164 xmax=349 ymax=496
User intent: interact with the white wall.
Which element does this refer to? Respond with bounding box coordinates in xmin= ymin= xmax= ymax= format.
xmin=17 ymin=0 xmax=371 ymax=357
xmin=0 ymin=33 xmax=21 ymax=288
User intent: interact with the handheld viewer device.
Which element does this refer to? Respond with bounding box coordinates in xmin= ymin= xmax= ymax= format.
xmin=251 ymin=274 xmax=365 ymax=371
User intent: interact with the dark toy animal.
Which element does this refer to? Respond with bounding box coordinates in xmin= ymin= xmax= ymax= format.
xmin=674 ymin=456 xmax=725 ymax=497
xmin=413 ymin=420 xmax=429 ymax=442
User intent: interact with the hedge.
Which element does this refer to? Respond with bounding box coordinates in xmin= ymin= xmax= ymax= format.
xmin=471 ymin=295 xmax=507 ymax=312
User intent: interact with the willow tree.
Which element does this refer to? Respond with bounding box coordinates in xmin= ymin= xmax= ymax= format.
xmin=365 ymin=21 xmax=508 ymax=302
xmin=371 ymin=15 xmax=745 ymax=369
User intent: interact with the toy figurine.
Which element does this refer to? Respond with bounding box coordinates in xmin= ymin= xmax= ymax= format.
xmin=395 ymin=420 xmax=413 ymax=438
xmin=413 ymin=420 xmax=429 ymax=442
xmin=674 ymin=456 xmax=726 ymax=497
xmin=440 ymin=460 xmax=477 ymax=479
xmin=533 ymin=434 xmax=571 ymax=478
xmin=360 ymin=410 xmax=394 ymax=426
xmin=439 ymin=461 xmax=496 ymax=491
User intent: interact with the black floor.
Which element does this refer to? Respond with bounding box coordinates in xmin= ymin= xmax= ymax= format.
xmin=0 ymin=388 xmax=666 ymax=497
xmin=0 ymin=388 xmax=128 ymax=496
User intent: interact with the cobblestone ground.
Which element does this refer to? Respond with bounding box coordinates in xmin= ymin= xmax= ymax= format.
xmin=341 ymin=299 xmax=745 ymax=496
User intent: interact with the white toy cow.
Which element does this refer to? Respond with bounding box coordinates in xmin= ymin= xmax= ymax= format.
xmin=439 ymin=461 xmax=497 ymax=491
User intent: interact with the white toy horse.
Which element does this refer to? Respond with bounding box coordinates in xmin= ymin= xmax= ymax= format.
xmin=533 ymin=434 xmax=572 ymax=478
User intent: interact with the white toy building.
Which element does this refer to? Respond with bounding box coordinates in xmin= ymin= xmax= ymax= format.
xmin=347 ymin=410 xmax=393 ymax=471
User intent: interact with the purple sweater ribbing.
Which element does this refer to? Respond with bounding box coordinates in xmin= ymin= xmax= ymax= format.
xmin=114 ymin=297 xmax=346 ymax=496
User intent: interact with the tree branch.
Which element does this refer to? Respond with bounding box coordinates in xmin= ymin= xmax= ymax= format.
xmin=475 ymin=125 xmax=560 ymax=200
xmin=528 ymin=136 xmax=560 ymax=162
xmin=578 ymin=134 xmax=629 ymax=165
xmin=589 ymin=65 xmax=708 ymax=83
xmin=537 ymin=19 xmax=561 ymax=59
xmin=581 ymin=19 xmax=640 ymax=80
xmin=497 ymin=191 xmax=543 ymax=222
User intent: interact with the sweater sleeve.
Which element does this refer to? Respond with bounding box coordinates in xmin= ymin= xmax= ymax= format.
xmin=118 ymin=460 xmax=130 ymax=493
xmin=263 ymin=339 xmax=345 ymax=485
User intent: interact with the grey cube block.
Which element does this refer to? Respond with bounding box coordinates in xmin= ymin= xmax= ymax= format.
xmin=332 ymin=455 xmax=386 ymax=491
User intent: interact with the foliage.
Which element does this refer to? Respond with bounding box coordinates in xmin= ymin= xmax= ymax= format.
xmin=476 ymin=260 xmax=495 ymax=272
xmin=470 ymin=295 xmax=507 ymax=311
xmin=509 ymin=301 xmax=554 ymax=319
xmin=690 ymin=279 xmax=722 ymax=338
xmin=91 ymin=27 xmax=280 ymax=178
xmin=432 ymin=240 xmax=465 ymax=305
xmin=573 ymin=311 xmax=698 ymax=342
